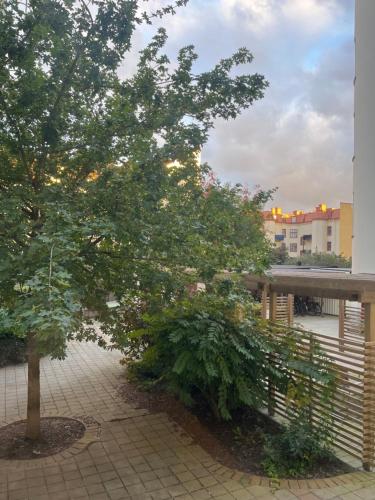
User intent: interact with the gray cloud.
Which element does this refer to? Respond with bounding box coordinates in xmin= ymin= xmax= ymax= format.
xmin=123 ymin=0 xmax=355 ymax=212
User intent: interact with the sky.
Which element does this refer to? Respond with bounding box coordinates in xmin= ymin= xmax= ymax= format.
xmin=123 ymin=0 xmax=355 ymax=212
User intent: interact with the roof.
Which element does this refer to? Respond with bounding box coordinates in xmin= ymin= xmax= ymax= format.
xmin=244 ymin=266 xmax=375 ymax=302
xmin=262 ymin=208 xmax=340 ymax=224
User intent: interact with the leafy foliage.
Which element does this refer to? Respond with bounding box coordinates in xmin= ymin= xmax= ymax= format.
xmin=262 ymin=328 xmax=336 ymax=478
xmin=262 ymin=410 xmax=334 ymax=478
xmin=0 ymin=0 xmax=270 ymax=359
xmin=124 ymin=280 xmax=281 ymax=420
xmin=124 ymin=281 xmax=336 ymax=476
xmin=286 ymin=253 xmax=351 ymax=268
xmin=0 ymin=331 xmax=26 ymax=367
xmin=124 ymin=281 xmax=335 ymax=424
xmin=269 ymin=245 xmax=289 ymax=265
xmin=270 ymin=247 xmax=351 ymax=268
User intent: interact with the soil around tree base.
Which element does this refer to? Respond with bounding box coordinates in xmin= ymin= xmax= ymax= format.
xmin=0 ymin=417 xmax=85 ymax=460
xmin=119 ymin=381 xmax=354 ymax=480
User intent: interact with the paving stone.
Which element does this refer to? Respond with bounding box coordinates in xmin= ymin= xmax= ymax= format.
xmin=335 ymin=494 xmax=361 ymax=500
xmin=0 ymin=340 xmax=374 ymax=500
xmin=274 ymin=490 xmax=299 ymax=500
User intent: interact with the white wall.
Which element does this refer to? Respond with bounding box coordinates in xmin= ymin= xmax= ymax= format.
xmin=311 ymin=220 xmax=326 ymax=254
xmin=353 ymin=1 xmax=375 ymax=273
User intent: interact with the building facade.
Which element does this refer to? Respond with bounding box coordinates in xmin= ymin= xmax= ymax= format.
xmin=353 ymin=1 xmax=375 ymax=273
xmin=263 ymin=203 xmax=353 ymax=258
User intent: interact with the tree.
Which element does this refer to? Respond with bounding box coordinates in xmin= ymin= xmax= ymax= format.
xmin=286 ymin=253 xmax=351 ymax=268
xmin=270 ymin=245 xmax=288 ymax=265
xmin=0 ymin=0 xmax=269 ymax=440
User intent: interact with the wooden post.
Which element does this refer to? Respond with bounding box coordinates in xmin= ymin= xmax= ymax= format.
xmin=308 ymin=331 xmax=314 ymax=427
xmin=339 ymin=299 xmax=345 ymax=352
xmin=269 ymin=291 xmax=278 ymax=323
xmin=261 ymin=285 xmax=268 ymax=320
xmin=363 ymin=302 xmax=375 ymax=471
xmin=287 ymin=294 xmax=294 ymax=326
xmin=268 ymin=291 xmax=278 ymax=417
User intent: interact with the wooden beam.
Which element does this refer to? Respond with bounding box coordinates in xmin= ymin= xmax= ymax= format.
xmin=243 ymin=271 xmax=375 ymax=302
xmin=269 ymin=285 xmax=359 ymax=301
xmin=261 ymin=285 xmax=268 ymax=320
xmin=269 ymin=291 xmax=278 ymax=322
xmin=268 ymin=291 xmax=278 ymax=418
xmin=287 ymin=294 xmax=294 ymax=326
xmin=339 ymin=299 xmax=345 ymax=352
xmin=363 ymin=302 xmax=375 ymax=471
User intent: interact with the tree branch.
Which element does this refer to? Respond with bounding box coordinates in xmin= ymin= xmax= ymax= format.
xmin=79 ymin=0 xmax=94 ymax=25
xmin=0 ymin=94 xmax=29 ymax=171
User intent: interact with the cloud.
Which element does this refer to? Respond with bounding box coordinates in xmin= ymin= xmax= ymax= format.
xmin=120 ymin=0 xmax=355 ymax=211
xmin=281 ymin=0 xmax=338 ymax=34
xmin=219 ymin=0 xmax=342 ymax=36
xmin=220 ymin=0 xmax=277 ymax=33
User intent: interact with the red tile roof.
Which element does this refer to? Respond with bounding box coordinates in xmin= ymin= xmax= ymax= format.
xmin=262 ymin=208 xmax=340 ymax=224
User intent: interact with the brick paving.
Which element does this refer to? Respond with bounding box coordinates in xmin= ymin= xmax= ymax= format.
xmin=0 ymin=340 xmax=374 ymax=500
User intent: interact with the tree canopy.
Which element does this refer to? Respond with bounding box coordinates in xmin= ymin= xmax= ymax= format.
xmin=0 ymin=0 xmax=270 ymax=437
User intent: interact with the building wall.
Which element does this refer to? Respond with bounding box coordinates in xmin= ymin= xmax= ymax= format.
xmin=264 ymin=204 xmax=351 ymax=258
xmin=311 ymin=220 xmax=325 ymax=254
xmin=340 ymin=203 xmax=353 ymax=258
xmin=353 ymin=1 xmax=375 ymax=273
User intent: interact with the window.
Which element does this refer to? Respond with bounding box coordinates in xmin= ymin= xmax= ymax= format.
xmin=290 ymin=229 xmax=298 ymax=239
xmin=282 ymin=228 xmax=286 ymax=237
xmin=290 ymin=243 xmax=298 ymax=253
xmin=327 ymin=241 xmax=332 ymax=252
xmin=327 ymin=226 xmax=332 ymax=236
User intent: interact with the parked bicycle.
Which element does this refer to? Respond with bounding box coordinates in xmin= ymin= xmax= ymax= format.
xmin=294 ymin=296 xmax=322 ymax=316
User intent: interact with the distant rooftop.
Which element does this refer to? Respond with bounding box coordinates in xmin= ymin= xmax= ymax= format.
xmin=262 ymin=203 xmax=352 ymax=224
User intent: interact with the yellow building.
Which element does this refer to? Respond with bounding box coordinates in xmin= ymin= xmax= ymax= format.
xmin=262 ymin=203 xmax=353 ymax=258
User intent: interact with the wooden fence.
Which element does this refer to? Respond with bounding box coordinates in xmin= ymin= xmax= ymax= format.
xmin=247 ymin=272 xmax=375 ymax=471
xmin=340 ymin=302 xmax=365 ymax=341
xmin=263 ymin=292 xmax=294 ymax=325
xmin=266 ymin=319 xmax=375 ymax=470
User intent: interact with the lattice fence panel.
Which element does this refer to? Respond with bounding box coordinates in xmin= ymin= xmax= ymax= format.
xmin=344 ymin=303 xmax=365 ymax=341
xmin=268 ymin=325 xmax=373 ymax=465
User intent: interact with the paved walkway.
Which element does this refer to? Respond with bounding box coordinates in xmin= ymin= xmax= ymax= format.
xmin=295 ymin=315 xmax=339 ymax=338
xmin=0 ymin=341 xmax=374 ymax=500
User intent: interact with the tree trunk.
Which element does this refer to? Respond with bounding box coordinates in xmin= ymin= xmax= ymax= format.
xmin=25 ymin=332 xmax=41 ymax=441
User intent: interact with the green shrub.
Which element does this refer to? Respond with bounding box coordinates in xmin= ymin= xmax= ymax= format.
xmin=125 ymin=281 xmax=288 ymax=420
xmin=286 ymin=252 xmax=351 ymax=268
xmin=262 ymin=332 xmax=335 ymax=478
xmin=124 ymin=279 xmax=336 ymax=475
xmin=262 ymin=410 xmax=334 ymax=478
xmin=0 ymin=332 xmax=27 ymax=367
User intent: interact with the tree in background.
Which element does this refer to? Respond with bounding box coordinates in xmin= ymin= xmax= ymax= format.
xmin=270 ymin=245 xmax=289 ymax=265
xmin=0 ymin=0 xmax=269 ymax=440
xmin=270 ymin=246 xmax=351 ymax=268
xmin=287 ymin=253 xmax=351 ymax=268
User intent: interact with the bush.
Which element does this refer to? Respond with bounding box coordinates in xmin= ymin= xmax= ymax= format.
xmin=270 ymin=246 xmax=289 ymax=265
xmin=262 ymin=332 xmax=335 ymax=478
xmin=263 ymin=411 xmax=334 ymax=478
xmin=286 ymin=252 xmax=351 ymax=268
xmin=0 ymin=332 xmax=27 ymax=367
xmin=124 ymin=280 xmax=287 ymax=420
xmin=123 ymin=279 xmax=336 ymax=475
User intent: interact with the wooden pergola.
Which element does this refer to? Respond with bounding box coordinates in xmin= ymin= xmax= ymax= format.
xmin=244 ymin=267 xmax=375 ymax=470
xmin=244 ymin=267 xmax=375 ymax=335
xmin=244 ymin=268 xmax=375 ymax=302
